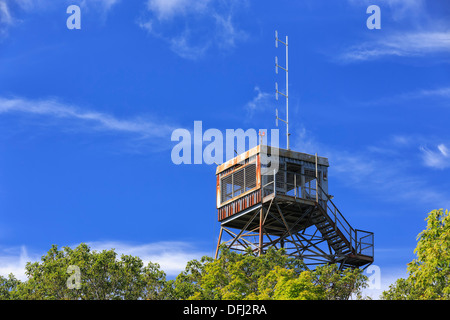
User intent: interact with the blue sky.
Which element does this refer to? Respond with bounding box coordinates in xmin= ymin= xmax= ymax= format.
xmin=0 ymin=0 xmax=449 ymax=298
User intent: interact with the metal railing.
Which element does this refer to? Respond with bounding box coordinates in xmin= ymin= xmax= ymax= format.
xmin=261 ymin=169 xmax=322 ymax=201
xmin=355 ymin=229 xmax=375 ymax=257
xmin=261 ymin=169 xmax=374 ymax=257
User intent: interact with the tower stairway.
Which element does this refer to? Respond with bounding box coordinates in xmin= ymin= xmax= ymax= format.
xmin=309 ymin=183 xmax=374 ymax=269
xmin=311 ymin=208 xmax=351 ymax=256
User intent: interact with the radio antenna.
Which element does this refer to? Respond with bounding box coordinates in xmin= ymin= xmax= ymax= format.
xmin=275 ymin=30 xmax=290 ymax=150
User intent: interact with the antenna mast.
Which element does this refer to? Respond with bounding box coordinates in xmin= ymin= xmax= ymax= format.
xmin=275 ymin=30 xmax=290 ymax=150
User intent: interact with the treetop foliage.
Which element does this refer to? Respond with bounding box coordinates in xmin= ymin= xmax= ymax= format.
xmin=382 ymin=209 xmax=450 ymax=300
xmin=0 ymin=244 xmax=368 ymax=300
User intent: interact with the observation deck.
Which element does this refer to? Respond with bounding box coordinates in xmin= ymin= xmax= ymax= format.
xmin=215 ymin=145 xmax=374 ymax=269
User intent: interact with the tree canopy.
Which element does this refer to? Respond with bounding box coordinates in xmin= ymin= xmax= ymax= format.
xmin=382 ymin=209 xmax=450 ymax=300
xmin=0 ymin=244 xmax=368 ymax=300
xmin=0 ymin=243 xmax=170 ymax=300
xmin=174 ymin=247 xmax=367 ymax=300
xmin=5 ymin=210 xmax=450 ymax=300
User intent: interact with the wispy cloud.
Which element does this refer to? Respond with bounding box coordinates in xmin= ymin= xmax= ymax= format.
xmin=138 ymin=0 xmax=247 ymax=60
xmin=416 ymin=87 xmax=450 ymax=99
xmin=0 ymin=0 xmax=15 ymax=35
xmin=420 ymin=143 xmax=450 ymax=169
xmin=145 ymin=0 xmax=210 ymax=21
xmin=0 ymin=0 xmax=120 ymax=36
xmin=0 ymin=245 xmax=39 ymax=281
xmin=0 ymin=241 xmax=208 ymax=280
xmin=340 ymin=31 xmax=450 ymax=62
xmin=87 ymin=240 xmax=208 ymax=276
xmin=245 ymin=86 xmax=273 ymax=117
xmin=76 ymin=0 xmax=121 ymax=17
xmin=293 ymin=128 xmax=450 ymax=210
xmin=341 ymin=0 xmax=450 ymax=63
xmin=361 ymin=85 xmax=450 ymax=107
xmin=0 ymin=1 xmax=12 ymax=23
xmin=168 ymin=29 xmax=210 ymax=60
xmin=0 ymin=96 xmax=176 ymax=139
xmin=347 ymin=0 xmax=425 ymax=21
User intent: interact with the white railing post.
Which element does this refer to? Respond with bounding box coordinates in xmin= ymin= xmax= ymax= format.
xmin=273 ymin=169 xmax=276 ymax=195
xmin=315 ymin=153 xmax=319 ymax=203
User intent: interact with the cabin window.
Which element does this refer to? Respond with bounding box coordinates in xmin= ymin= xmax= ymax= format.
xmin=220 ymin=162 xmax=257 ymax=203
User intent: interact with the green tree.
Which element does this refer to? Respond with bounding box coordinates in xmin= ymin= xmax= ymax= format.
xmin=1 ymin=243 xmax=369 ymax=300
xmin=0 ymin=274 xmax=21 ymax=300
xmin=381 ymin=278 xmax=417 ymax=300
xmin=260 ymin=267 xmax=326 ymax=300
xmin=7 ymin=243 xmax=170 ymax=300
xmin=171 ymin=255 xmax=213 ymax=300
xmin=312 ymin=263 xmax=367 ymax=300
xmin=382 ymin=209 xmax=450 ymax=300
xmin=172 ymin=247 xmax=305 ymax=300
xmin=257 ymin=263 xmax=367 ymax=300
xmin=172 ymin=246 xmax=367 ymax=300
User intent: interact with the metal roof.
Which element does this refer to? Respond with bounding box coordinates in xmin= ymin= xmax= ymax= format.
xmin=215 ymin=145 xmax=329 ymax=175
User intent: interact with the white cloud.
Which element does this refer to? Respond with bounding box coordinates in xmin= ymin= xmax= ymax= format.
xmin=0 ymin=246 xmax=38 ymax=281
xmin=341 ymin=0 xmax=450 ymax=62
xmin=438 ymin=144 xmax=449 ymax=157
xmin=212 ymin=12 xmax=246 ymax=49
xmin=0 ymin=242 xmax=412 ymax=299
xmin=145 ymin=0 xmax=210 ymax=20
xmin=420 ymin=143 xmax=450 ymax=169
xmin=0 ymin=242 xmax=413 ymax=300
xmin=168 ymin=30 xmax=210 ymax=60
xmin=139 ymin=0 xmax=247 ymax=60
xmin=359 ymin=85 xmax=450 ymax=110
xmin=0 ymin=0 xmax=14 ymax=35
xmin=340 ymin=31 xmax=450 ymax=62
xmin=245 ymin=86 xmax=273 ymax=116
xmin=417 ymin=87 xmax=450 ymax=99
xmin=0 ymin=1 xmax=12 ymax=23
xmin=0 ymin=96 xmax=176 ymax=139
xmin=293 ymin=128 xmax=450 ymax=209
xmin=0 ymin=0 xmax=120 ymax=36
xmin=87 ymin=240 xmax=209 ymax=276
xmin=347 ymin=0 xmax=425 ymax=21
xmin=0 ymin=241 xmax=208 ymax=280
xmin=78 ymin=0 xmax=121 ymax=13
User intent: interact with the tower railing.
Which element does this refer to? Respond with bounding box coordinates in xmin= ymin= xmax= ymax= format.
xmin=261 ymin=169 xmax=374 ymax=258
xmin=261 ymin=169 xmax=319 ymax=199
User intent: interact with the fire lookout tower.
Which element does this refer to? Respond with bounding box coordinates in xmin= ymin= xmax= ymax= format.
xmin=214 ymin=145 xmax=374 ymax=270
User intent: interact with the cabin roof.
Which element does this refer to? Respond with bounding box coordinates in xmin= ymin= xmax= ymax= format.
xmin=215 ymin=145 xmax=329 ymax=175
